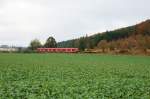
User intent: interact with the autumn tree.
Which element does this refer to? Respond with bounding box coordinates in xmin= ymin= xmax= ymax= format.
xmin=97 ymin=40 xmax=108 ymax=52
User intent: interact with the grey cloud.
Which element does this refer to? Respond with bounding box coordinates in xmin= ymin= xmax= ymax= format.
xmin=0 ymin=0 xmax=150 ymax=46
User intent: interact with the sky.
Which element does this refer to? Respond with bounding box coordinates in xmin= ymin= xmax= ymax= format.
xmin=0 ymin=0 xmax=150 ymax=47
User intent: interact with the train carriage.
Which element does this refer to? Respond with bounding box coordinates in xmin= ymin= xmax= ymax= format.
xmin=37 ymin=48 xmax=79 ymax=53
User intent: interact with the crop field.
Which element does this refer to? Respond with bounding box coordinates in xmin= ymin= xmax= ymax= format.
xmin=0 ymin=53 xmax=150 ymax=98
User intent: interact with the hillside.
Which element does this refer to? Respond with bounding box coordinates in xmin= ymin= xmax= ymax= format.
xmin=57 ymin=19 xmax=150 ymax=54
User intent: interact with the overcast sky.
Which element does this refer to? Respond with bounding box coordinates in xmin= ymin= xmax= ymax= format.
xmin=0 ymin=0 xmax=150 ymax=46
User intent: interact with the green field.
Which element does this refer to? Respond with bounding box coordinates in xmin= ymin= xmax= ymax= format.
xmin=0 ymin=53 xmax=150 ymax=98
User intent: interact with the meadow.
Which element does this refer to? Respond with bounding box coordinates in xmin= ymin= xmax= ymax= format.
xmin=0 ymin=53 xmax=150 ymax=99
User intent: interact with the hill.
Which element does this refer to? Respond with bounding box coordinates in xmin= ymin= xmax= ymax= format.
xmin=57 ymin=19 xmax=150 ymax=54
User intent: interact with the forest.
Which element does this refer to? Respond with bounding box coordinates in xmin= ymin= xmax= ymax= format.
xmin=57 ymin=20 xmax=150 ymax=54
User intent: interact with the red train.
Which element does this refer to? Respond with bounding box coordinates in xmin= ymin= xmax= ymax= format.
xmin=37 ymin=48 xmax=79 ymax=53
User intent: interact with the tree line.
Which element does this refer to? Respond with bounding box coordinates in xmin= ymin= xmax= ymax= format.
xmin=29 ymin=37 xmax=57 ymax=51
xmin=27 ymin=19 xmax=150 ymax=54
xmin=57 ymin=19 xmax=150 ymax=54
xmin=97 ymin=20 xmax=150 ymax=54
xmin=57 ymin=25 xmax=136 ymax=50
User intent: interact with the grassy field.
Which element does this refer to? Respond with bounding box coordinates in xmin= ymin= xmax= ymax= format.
xmin=0 ymin=53 xmax=150 ymax=98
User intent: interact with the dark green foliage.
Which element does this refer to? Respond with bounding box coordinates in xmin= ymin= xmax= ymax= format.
xmin=78 ymin=37 xmax=86 ymax=51
xmin=57 ymin=20 xmax=150 ymax=55
xmin=44 ymin=37 xmax=57 ymax=48
xmin=29 ymin=39 xmax=42 ymax=50
xmin=57 ymin=20 xmax=150 ymax=51
xmin=57 ymin=25 xmax=136 ymax=50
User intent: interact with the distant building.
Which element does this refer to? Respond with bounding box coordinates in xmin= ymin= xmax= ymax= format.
xmin=0 ymin=45 xmax=19 ymax=52
xmin=0 ymin=45 xmax=9 ymax=48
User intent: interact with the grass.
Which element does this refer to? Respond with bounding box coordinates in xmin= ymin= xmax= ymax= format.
xmin=0 ymin=53 xmax=150 ymax=98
